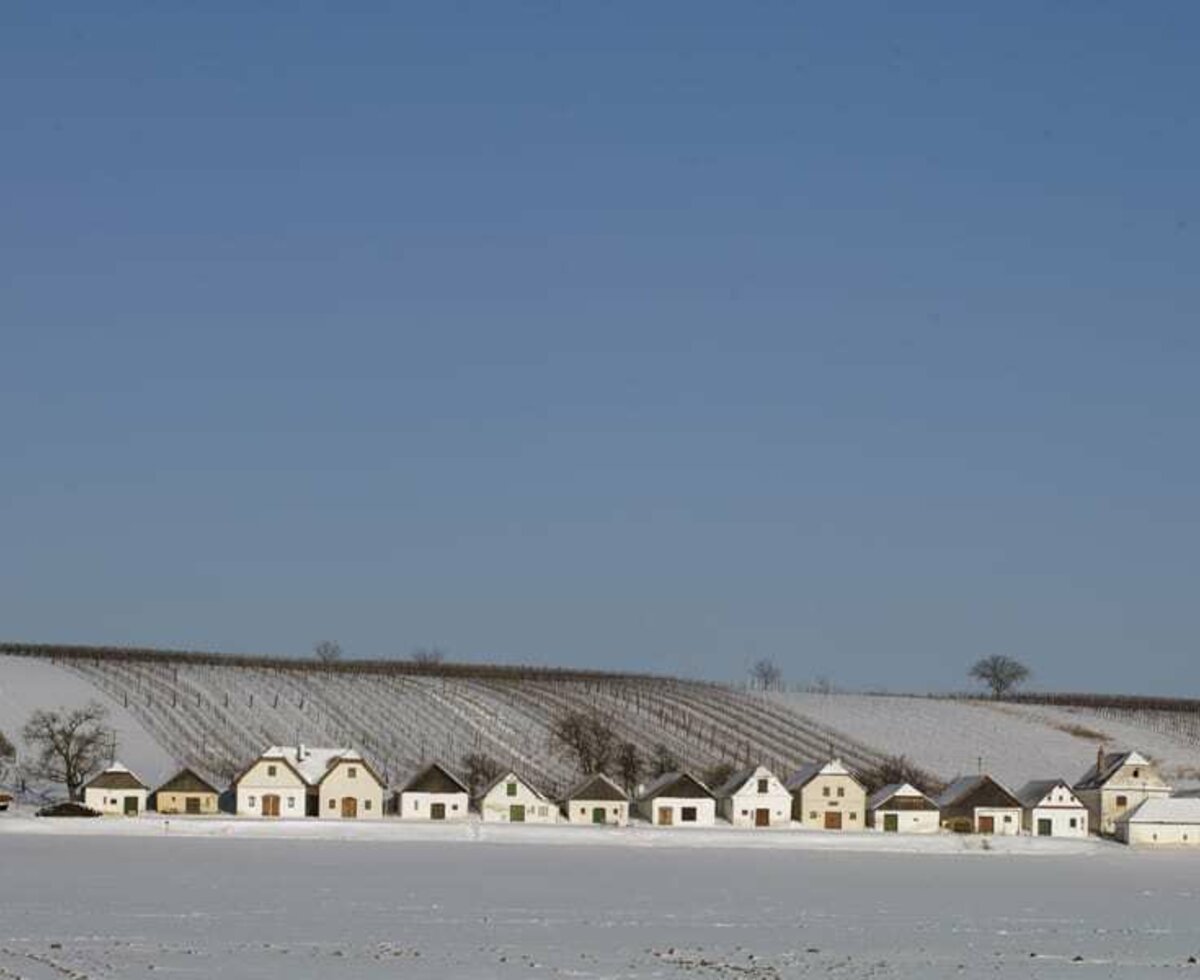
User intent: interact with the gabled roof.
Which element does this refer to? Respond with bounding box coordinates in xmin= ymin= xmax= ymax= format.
xmin=84 ymin=763 xmax=147 ymax=792
xmin=1075 ymin=750 xmax=1153 ymax=790
xmin=867 ymin=782 xmax=936 ymax=811
xmin=1015 ymin=779 xmax=1081 ymax=809
xmin=785 ymin=759 xmax=860 ymax=792
xmin=565 ymin=772 xmax=628 ymax=802
xmin=637 ymin=771 xmax=713 ymax=802
xmin=154 ymin=768 xmax=219 ymax=796
xmin=478 ymin=770 xmax=547 ymax=802
xmin=260 ymin=746 xmax=350 ymax=786
xmin=402 ymin=762 xmax=469 ymax=795
xmin=935 ymin=775 xmax=1021 ymax=810
xmin=714 ymin=765 xmax=784 ymax=799
xmin=1120 ymin=797 xmax=1200 ymax=825
xmin=315 ymin=752 xmax=387 ymax=790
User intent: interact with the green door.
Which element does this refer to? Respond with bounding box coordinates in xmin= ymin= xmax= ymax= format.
xmin=1037 ymin=818 xmax=1052 ymax=837
xmin=592 ymin=807 xmax=606 ymax=824
xmin=883 ymin=813 xmax=899 ymax=833
xmin=509 ymin=804 xmax=525 ymax=823
xmin=123 ymin=796 xmax=139 ymax=815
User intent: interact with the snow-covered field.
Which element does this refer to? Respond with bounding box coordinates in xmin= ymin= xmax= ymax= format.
xmin=774 ymin=692 xmax=1200 ymax=789
xmin=1 ymin=825 xmax=1198 ymax=979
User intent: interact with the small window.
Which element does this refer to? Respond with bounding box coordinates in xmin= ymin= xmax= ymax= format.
xmin=248 ymin=796 xmax=256 ymax=807
xmin=1132 ymin=769 xmax=1140 ymax=779
xmin=288 ymin=796 xmax=295 ymax=808
xmin=822 ymin=787 xmax=831 ymax=797
xmin=850 ymin=812 xmax=857 ymax=821
xmin=267 ymin=765 xmax=277 ymax=777
xmin=579 ymin=807 xmax=586 ymax=816
xmin=809 ymin=811 xmax=818 ymax=820
xmin=451 ymin=803 xmax=458 ymax=811
xmin=1003 ymin=814 xmax=1012 ymax=823
xmin=1069 ymin=818 xmax=1077 ymax=829
xmin=414 ymin=799 xmax=420 ymax=810
xmin=538 ymin=806 xmax=547 ymax=816
xmin=757 ymin=779 xmax=769 ymax=794
xmin=837 ymin=787 xmax=845 ymax=798
xmin=612 ymin=807 xmax=619 ymax=815
xmin=506 ymin=782 xmax=518 ymax=797
xmin=741 ymin=809 xmax=748 ymax=816
xmin=1116 ymin=795 xmax=1128 ymax=809
xmin=348 ymin=767 xmax=357 ymax=779
xmin=681 ymin=807 xmax=697 ymax=823
xmin=365 ymin=799 xmax=372 ymax=811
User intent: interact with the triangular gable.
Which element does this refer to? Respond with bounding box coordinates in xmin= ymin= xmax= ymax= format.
xmin=868 ymin=782 xmax=936 ymax=811
xmin=566 ymin=772 xmax=627 ymax=802
xmin=478 ymin=770 xmax=547 ymax=802
xmin=638 ymin=771 xmax=713 ymax=801
xmin=402 ymin=762 xmax=469 ymax=795
xmin=316 ymin=753 xmax=387 ymax=790
xmin=84 ymin=764 xmax=147 ymax=792
xmin=154 ymin=768 xmax=219 ymax=796
xmin=937 ymin=774 xmax=1020 ymax=810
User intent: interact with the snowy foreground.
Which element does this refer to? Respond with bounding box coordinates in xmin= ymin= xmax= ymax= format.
xmin=2 ymin=822 xmax=1199 ymax=979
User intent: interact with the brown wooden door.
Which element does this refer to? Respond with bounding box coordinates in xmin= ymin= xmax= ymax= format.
xmin=263 ymin=794 xmax=280 ymax=817
xmin=824 ymin=811 xmax=842 ymax=830
xmin=431 ymin=802 xmax=446 ymax=820
xmin=185 ymin=797 xmax=201 ymax=815
xmin=657 ymin=806 xmax=673 ymax=826
xmin=342 ymin=797 xmax=358 ymax=819
xmin=978 ymin=815 xmax=995 ymax=834
xmin=755 ymin=808 xmax=771 ymax=827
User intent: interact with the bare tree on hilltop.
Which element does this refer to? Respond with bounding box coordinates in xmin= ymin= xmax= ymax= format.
xmin=615 ymin=741 xmax=643 ymax=794
xmin=969 ymin=655 xmax=1031 ymax=699
xmin=550 ymin=709 xmax=616 ymax=776
xmin=412 ymin=646 xmax=446 ymax=666
xmin=21 ymin=702 xmax=112 ymax=801
xmin=313 ymin=640 xmax=342 ymax=663
xmin=748 ymin=657 xmax=784 ymax=691
xmin=460 ymin=752 xmax=502 ymax=797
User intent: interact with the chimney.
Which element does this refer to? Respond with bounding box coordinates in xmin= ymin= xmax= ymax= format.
xmin=298 ymin=744 xmax=308 ymax=762
xmin=1096 ymin=745 xmax=1105 ymax=774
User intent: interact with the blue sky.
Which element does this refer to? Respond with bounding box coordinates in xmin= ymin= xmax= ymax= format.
xmin=2 ymin=2 xmax=1198 ymax=693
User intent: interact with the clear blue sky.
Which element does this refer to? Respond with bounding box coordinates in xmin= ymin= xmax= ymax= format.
xmin=3 ymin=3 xmax=1198 ymax=694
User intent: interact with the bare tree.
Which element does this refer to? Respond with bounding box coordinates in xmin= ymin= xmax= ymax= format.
xmin=21 ymin=702 xmax=112 ymax=801
xmin=749 ymin=657 xmax=783 ymax=691
xmin=412 ymin=646 xmax=446 ymax=666
xmin=313 ymin=640 xmax=342 ymax=663
xmin=550 ymin=709 xmax=617 ymax=776
xmin=703 ymin=761 xmax=736 ymax=792
xmin=648 ymin=742 xmax=679 ymax=779
xmin=857 ymin=754 xmax=942 ymax=796
xmin=0 ymin=729 xmax=13 ymax=761
xmin=968 ymin=655 xmax=1031 ymax=699
xmin=614 ymin=741 xmax=643 ymax=794
xmin=460 ymin=752 xmax=502 ymax=798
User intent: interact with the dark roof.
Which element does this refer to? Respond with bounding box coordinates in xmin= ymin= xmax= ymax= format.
xmin=566 ymin=773 xmax=628 ymax=802
xmin=713 ymin=766 xmax=760 ymax=798
xmin=154 ymin=768 xmax=219 ymax=796
xmin=478 ymin=770 xmax=547 ymax=801
xmin=935 ymin=775 xmax=1021 ymax=810
xmin=1015 ymin=779 xmax=1077 ymax=809
xmin=85 ymin=766 xmax=147 ymax=791
xmin=637 ymin=771 xmax=713 ymax=802
xmin=867 ymin=782 xmax=937 ymax=811
xmin=1074 ymin=751 xmax=1153 ymax=790
xmin=402 ymin=762 xmax=469 ymax=795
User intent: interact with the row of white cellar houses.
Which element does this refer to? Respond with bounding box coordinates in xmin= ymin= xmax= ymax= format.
xmin=71 ymin=745 xmax=1200 ymax=847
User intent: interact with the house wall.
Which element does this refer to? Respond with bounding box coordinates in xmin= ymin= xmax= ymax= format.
xmin=566 ymin=799 xmax=629 ymax=826
xmin=795 ymin=775 xmax=866 ymax=829
xmin=720 ymin=768 xmax=791 ymax=827
xmin=317 ymin=762 xmax=384 ymax=819
xmin=974 ymin=807 xmax=1022 ymax=835
xmin=1025 ymin=806 xmax=1087 ymax=837
xmin=155 ymin=791 xmax=219 ymax=815
xmin=236 ymin=759 xmax=308 ymax=817
xmin=1083 ymin=785 xmax=1173 ymax=837
xmin=479 ymin=779 xmax=557 ymax=823
xmin=870 ymin=808 xmax=940 ymax=834
xmin=83 ymin=787 xmax=147 ymax=816
xmin=640 ymin=796 xmax=716 ymax=827
xmin=1121 ymin=821 xmax=1200 ymax=847
xmin=398 ymin=790 xmax=469 ymax=820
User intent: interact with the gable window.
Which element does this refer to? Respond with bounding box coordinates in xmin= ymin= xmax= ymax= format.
xmin=267 ymin=765 xmax=277 ymax=777
xmin=348 ymin=767 xmax=357 ymax=779
xmin=1132 ymin=769 xmax=1141 ymax=779
xmin=681 ymin=807 xmax=697 ymax=823
xmin=1116 ymin=795 xmax=1128 ymax=809
xmin=822 ymin=786 xmax=831 ymax=797
xmin=837 ymin=787 xmax=845 ymax=798
xmin=506 ymin=782 xmax=518 ymax=797
xmin=757 ymin=779 xmax=769 ymax=794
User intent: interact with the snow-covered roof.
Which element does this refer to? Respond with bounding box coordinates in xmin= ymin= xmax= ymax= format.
xmin=85 ymin=763 xmax=148 ymax=791
xmin=1120 ymin=797 xmax=1200 ymax=825
xmin=713 ymin=765 xmax=782 ymax=799
xmin=867 ymin=782 xmax=935 ymax=811
xmin=260 ymin=746 xmax=354 ymax=786
xmin=785 ymin=759 xmax=858 ymax=791
xmin=565 ymin=772 xmax=627 ymax=802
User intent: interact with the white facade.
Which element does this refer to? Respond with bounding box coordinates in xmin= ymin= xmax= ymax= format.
xmin=1117 ymin=798 xmax=1200 ymax=847
xmin=636 ymin=773 xmax=716 ymax=827
xmin=82 ymin=764 xmax=148 ymax=816
xmin=867 ymin=783 xmax=940 ymax=834
xmin=317 ymin=757 xmax=385 ymax=820
xmin=478 ymin=772 xmax=557 ymax=824
xmin=565 ymin=773 xmax=630 ymax=826
xmin=1018 ymin=781 xmax=1088 ymax=838
xmin=1075 ymin=751 xmax=1173 ymax=837
xmin=398 ymin=790 xmax=469 ymax=821
xmin=236 ymin=756 xmax=309 ymax=817
xmin=716 ymin=765 xmax=792 ymax=828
